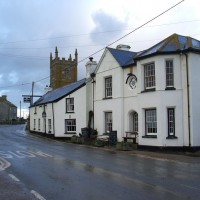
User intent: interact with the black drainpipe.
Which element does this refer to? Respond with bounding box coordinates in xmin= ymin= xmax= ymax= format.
xmin=183 ymin=52 xmax=191 ymax=147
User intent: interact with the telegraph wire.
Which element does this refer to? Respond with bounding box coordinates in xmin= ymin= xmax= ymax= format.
xmin=0 ymin=0 xmax=186 ymax=89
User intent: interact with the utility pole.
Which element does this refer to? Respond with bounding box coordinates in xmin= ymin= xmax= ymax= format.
xmin=31 ymin=81 xmax=34 ymax=106
xmin=20 ymin=101 xmax=21 ymax=120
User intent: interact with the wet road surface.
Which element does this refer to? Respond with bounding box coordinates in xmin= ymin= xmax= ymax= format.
xmin=0 ymin=124 xmax=200 ymax=200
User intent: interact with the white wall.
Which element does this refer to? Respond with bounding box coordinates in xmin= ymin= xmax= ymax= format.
xmin=54 ymin=86 xmax=87 ymax=137
xmin=188 ymin=53 xmax=200 ymax=146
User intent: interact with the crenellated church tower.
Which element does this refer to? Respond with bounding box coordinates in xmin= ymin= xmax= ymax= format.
xmin=50 ymin=47 xmax=78 ymax=90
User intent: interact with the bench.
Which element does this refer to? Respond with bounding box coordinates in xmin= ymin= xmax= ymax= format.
xmin=123 ymin=131 xmax=138 ymax=143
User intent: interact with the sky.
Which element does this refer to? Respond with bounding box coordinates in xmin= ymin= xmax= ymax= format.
xmin=0 ymin=0 xmax=200 ymax=118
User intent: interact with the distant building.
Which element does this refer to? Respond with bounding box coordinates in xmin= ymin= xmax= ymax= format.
xmin=0 ymin=95 xmax=17 ymax=122
xmin=50 ymin=47 xmax=78 ymax=90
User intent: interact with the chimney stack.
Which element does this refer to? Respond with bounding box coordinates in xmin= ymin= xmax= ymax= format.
xmin=116 ymin=44 xmax=131 ymax=51
xmin=85 ymin=57 xmax=97 ymax=79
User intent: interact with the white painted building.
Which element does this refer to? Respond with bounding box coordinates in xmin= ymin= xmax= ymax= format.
xmin=94 ymin=33 xmax=200 ymax=149
xmin=30 ymin=79 xmax=88 ymax=137
xmin=30 ymin=33 xmax=200 ymax=149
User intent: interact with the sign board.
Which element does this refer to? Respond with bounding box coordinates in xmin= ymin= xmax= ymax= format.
xmin=23 ymin=97 xmax=31 ymax=103
xmin=109 ymin=131 xmax=117 ymax=146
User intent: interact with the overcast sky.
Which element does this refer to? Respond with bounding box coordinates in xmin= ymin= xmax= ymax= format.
xmin=0 ymin=0 xmax=200 ymax=118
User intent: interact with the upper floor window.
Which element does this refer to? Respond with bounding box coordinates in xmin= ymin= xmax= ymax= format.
xmin=34 ymin=107 xmax=37 ymax=114
xmin=144 ymin=63 xmax=155 ymax=90
xmin=105 ymin=77 xmax=112 ymax=98
xmin=66 ymin=98 xmax=74 ymax=113
xmin=166 ymin=60 xmax=174 ymax=87
xmin=145 ymin=109 xmax=157 ymax=135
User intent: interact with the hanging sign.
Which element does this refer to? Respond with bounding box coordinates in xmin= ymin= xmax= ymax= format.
xmin=126 ymin=73 xmax=137 ymax=90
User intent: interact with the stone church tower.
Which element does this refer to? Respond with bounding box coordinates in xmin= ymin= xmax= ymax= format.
xmin=50 ymin=47 xmax=78 ymax=90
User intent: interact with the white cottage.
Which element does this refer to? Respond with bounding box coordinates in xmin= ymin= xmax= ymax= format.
xmin=94 ymin=33 xmax=200 ymax=149
xmin=29 ymin=58 xmax=97 ymax=138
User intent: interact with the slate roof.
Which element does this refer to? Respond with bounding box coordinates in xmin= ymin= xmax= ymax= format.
xmin=32 ymin=78 xmax=86 ymax=106
xmin=107 ymin=47 xmax=137 ymax=67
xmin=135 ymin=33 xmax=200 ymax=59
xmin=0 ymin=96 xmax=17 ymax=108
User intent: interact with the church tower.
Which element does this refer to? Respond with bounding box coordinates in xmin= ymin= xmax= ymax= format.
xmin=50 ymin=47 xmax=78 ymax=90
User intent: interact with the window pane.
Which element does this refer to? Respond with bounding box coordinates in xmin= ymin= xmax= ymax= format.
xmin=144 ymin=63 xmax=155 ymax=89
xmin=66 ymin=98 xmax=74 ymax=112
xmin=168 ymin=108 xmax=175 ymax=136
xmin=105 ymin=77 xmax=112 ymax=98
xmin=105 ymin=112 xmax=112 ymax=132
xmin=166 ymin=60 xmax=174 ymax=87
xmin=145 ymin=109 xmax=157 ymax=135
xmin=65 ymin=119 xmax=76 ymax=133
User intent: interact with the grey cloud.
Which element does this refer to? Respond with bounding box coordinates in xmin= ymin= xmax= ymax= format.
xmin=90 ymin=10 xmax=127 ymax=45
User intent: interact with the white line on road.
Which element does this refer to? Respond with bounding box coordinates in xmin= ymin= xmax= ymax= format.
xmin=8 ymin=174 xmax=20 ymax=182
xmin=0 ymin=156 xmax=11 ymax=171
xmin=31 ymin=190 xmax=46 ymax=200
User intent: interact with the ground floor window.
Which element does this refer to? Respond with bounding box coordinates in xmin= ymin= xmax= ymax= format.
xmin=65 ymin=119 xmax=76 ymax=133
xmin=105 ymin=112 xmax=112 ymax=132
xmin=168 ymin=108 xmax=175 ymax=136
xmin=38 ymin=119 xmax=40 ymax=130
xmin=133 ymin=112 xmax=138 ymax=132
xmin=34 ymin=119 xmax=36 ymax=130
xmin=145 ymin=109 xmax=157 ymax=135
xmin=48 ymin=119 xmax=52 ymax=133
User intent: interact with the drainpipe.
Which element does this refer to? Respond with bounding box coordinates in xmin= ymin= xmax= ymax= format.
xmin=183 ymin=52 xmax=191 ymax=147
xmin=91 ymin=73 xmax=96 ymax=130
xmin=52 ymin=103 xmax=55 ymax=136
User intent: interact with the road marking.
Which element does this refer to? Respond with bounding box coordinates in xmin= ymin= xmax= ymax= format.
xmin=181 ymin=183 xmax=200 ymax=191
xmin=9 ymin=174 xmax=20 ymax=182
xmin=31 ymin=190 xmax=46 ymax=200
xmin=0 ymin=157 xmax=11 ymax=171
xmin=0 ymin=150 xmax=53 ymax=159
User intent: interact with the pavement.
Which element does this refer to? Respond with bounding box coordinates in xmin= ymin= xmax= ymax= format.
xmin=1 ymin=134 xmax=200 ymax=199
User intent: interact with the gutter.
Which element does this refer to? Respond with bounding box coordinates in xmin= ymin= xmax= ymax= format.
xmin=183 ymin=52 xmax=191 ymax=147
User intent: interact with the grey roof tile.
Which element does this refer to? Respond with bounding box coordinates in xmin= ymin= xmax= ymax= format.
xmin=33 ymin=78 xmax=86 ymax=106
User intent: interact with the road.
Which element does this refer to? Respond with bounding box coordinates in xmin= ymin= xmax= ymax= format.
xmin=0 ymin=124 xmax=200 ymax=200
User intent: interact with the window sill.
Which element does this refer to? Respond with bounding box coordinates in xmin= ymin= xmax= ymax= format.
xmin=66 ymin=112 xmax=75 ymax=114
xmin=166 ymin=135 xmax=178 ymax=139
xmin=142 ymin=135 xmax=157 ymax=138
xmin=141 ymin=88 xmax=156 ymax=93
xmin=103 ymin=97 xmax=112 ymax=100
xmin=165 ymin=87 xmax=176 ymax=90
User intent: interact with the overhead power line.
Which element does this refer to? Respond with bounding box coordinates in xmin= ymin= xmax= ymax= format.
xmin=0 ymin=0 xmax=185 ymax=90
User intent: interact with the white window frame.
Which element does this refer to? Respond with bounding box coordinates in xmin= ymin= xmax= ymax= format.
xmin=144 ymin=62 xmax=155 ymax=90
xmin=105 ymin=77 xmax=112 ymax=98
xmin=65 ymin=119 xmax=76 ymax=133
xmin=145 ymin=109 xmax=157 ymax=135
xmin=166 ymin=60 xmax=174 ymax=87
xmin=167 ymin=108 xmax=175 ymax=136
xmin=105 ymin=112 xmax=112 ymax=133
xmin=66 ymin=98 xmax=74 ymax=113
xmin=133 ymin=112 xmax=138 ymax=132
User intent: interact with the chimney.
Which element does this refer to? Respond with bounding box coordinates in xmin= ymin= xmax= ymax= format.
xmin=2 ymin=95 xmax=7 ymax=100
xmin=116 ymin=44 xmax=131 ymax=51
xmin=85 ymin=57 xmax=97 ymax=79
xmin=45 ymin=85 xmax=52 ymax=93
